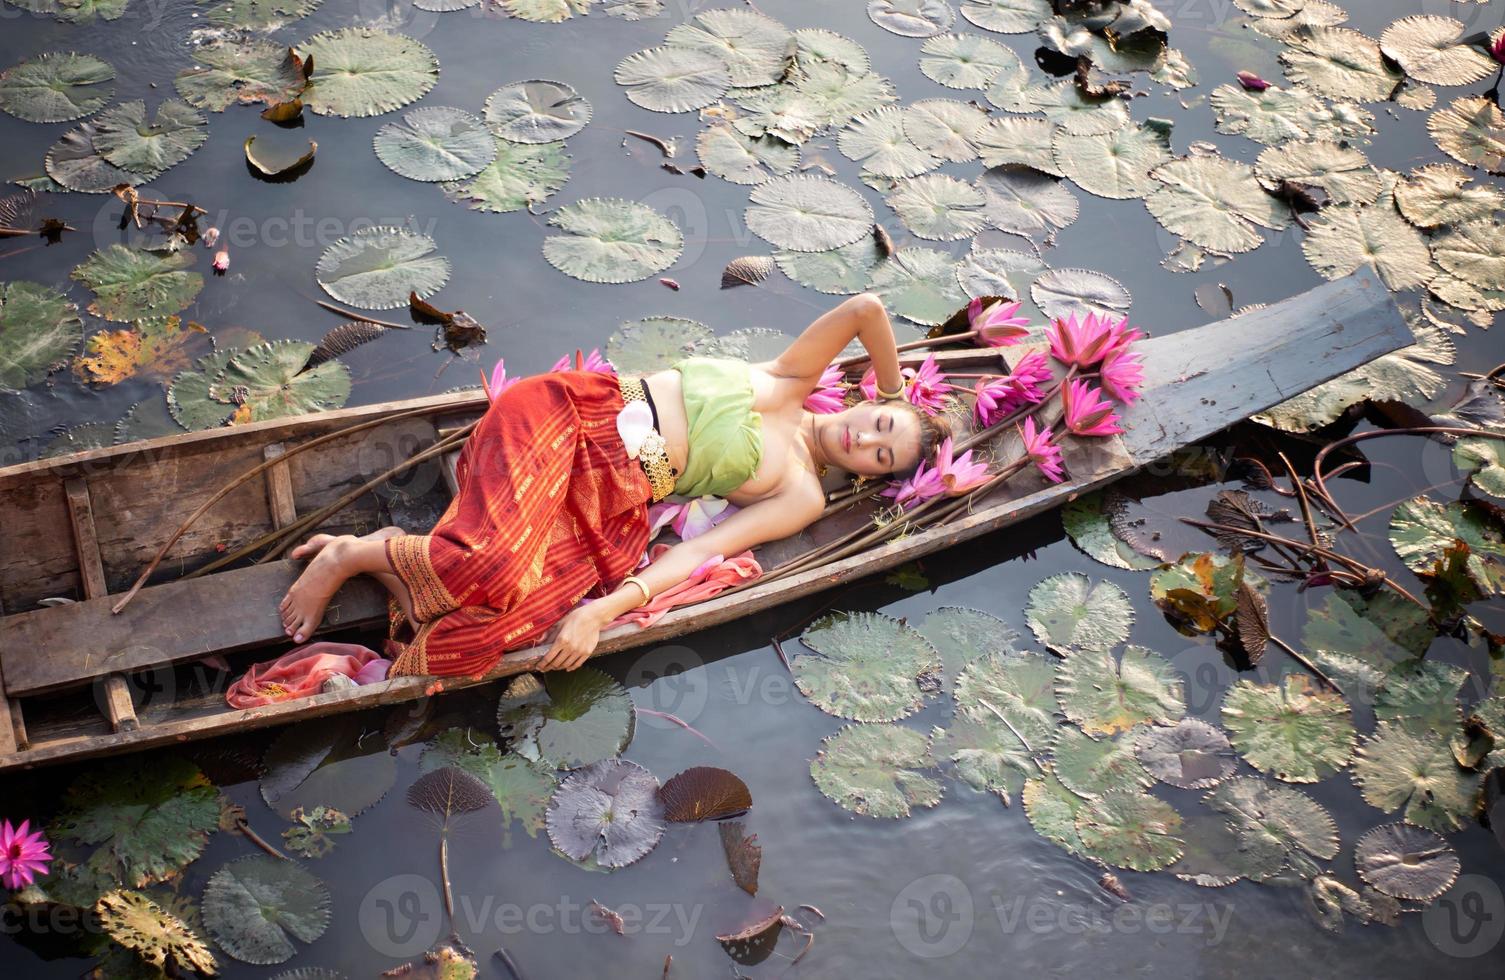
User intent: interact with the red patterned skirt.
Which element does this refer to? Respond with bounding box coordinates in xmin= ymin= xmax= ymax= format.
xmin=384 ymin=370 xmax=652 ymax=678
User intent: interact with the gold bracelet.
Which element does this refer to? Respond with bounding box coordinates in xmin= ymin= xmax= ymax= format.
xmin=875 ymin=378 xmax=907 ymax=400
xmin=622 ymin=575 xmax=652 ymax=607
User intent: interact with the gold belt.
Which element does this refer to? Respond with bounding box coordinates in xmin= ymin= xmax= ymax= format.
xmin=618 ymin=375 xmax=676 ymax=503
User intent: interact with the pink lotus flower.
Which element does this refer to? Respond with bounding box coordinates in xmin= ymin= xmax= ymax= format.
xmin=804 ymin=364 xmax=846 ymax=413
xmin=1099 ymin=347 xmax=1144 ymax=405
xmin=1491 ymin=31 xmax=1505 ymax=66
xmin=1012 ymin=350 xmax=1053 ymax=392
xmin=551 ymin=348 xmax=613 ymax=373
xmin=1236 ymin=70 xmax=1270 ymax=91
xmin=934 ymin=437 xmax=989 ymax=495
xmin=0 ymin=819 xmax=51 ymax=891
xmin=482 ymin=358 xmax=521 ymax=401
xmin=1018 ymin=416 xmax=1064 ymax=484
xmin=211 ymin=248 xmax=229 ymax=273
xmin=1062 ymin=379 xmax=1124 ymax=437
xmin=861 ymin=355 xmax=951 ymax=415
xmin=1046 ymin=311 xmax=1115 ymax=368
xmin=882 ymin=456 xmax=945 ymax=510
xmin=973 ymin=376 xmax=1019 ymax=428
xmin=967 ymin=298 xmax=1031 ymax=347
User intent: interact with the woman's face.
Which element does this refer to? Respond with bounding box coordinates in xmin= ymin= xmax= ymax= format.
xmin=823 ymin=401 xmax=923 ymax=476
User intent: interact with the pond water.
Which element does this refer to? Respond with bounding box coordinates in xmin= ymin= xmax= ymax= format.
xmin=2 ymin=0 xmax=1504 ymax=976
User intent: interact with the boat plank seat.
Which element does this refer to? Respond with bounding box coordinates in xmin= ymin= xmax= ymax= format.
xmin=0 ymin=561 xmax=389 ymax=698
xmin=64 ymin=477 xmax=138 ymax=732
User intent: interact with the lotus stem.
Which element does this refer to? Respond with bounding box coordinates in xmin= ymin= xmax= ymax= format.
xmin=314 ymin=298 xmax=412 ymax=330
xmin=1267 ymin=632 xmax=1341 ymax=695
xmin=440 ymin=836 xmax=454 ymax=922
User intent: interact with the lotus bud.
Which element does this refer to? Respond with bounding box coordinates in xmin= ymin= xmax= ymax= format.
xmin=1235 ymin=70 xmax=1270 ymax=92
xmin=212 ymin=248 xmax=230 ymax=273
xmin=202 ymin=226 xmax=220 ymax=248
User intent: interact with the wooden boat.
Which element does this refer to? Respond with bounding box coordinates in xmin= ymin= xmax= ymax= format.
xmin=0 ymin=274 xmax=1410 ymax=772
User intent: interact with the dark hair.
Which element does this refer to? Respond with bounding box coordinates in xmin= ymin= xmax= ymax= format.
xmin=890 ymin=400 xmax=955 ymax=478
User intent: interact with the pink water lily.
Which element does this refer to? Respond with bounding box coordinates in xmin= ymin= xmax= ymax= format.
xmin=1012 ymin=350 xmax=1053 ymax=392
xmin=646 ymin=497 xmax=736 ymax=542
xmin=211 ymin=248 xmax=229 ymax=273
xmin=804 ymin=364 xmax=846 ymax=413
xmin=973 ymin=376 xmax=1020 ymax=427
xmin=201 ymin=226 xmax=220 ymax=248
xmin=1062 ymin=379 xmax=1124 ymax=437
xmin=907 ymin=354 xmax=952 ymax=414
xmin=551 ymin=348 xmax=613 ymax=373
xmin=1236 ymin=70 xmax=1270 ymax=91
xmin=1018 ymin=416 xmax=1064 ymax=484
xmin=934 ymin=437 xmax=989 ymax=494
xmin=968 ymin=297 xmax=1031 ymax=347
xmin=882 ymin=456 xmax=945 ymax=510
xmin=1099 ymin=347 xmax=1144 ymax=405
xmin=0 ymin=819 xmax=51 ymax=891
xmin=1047 ymin=311 xmax=1142 ymax=368
xmin=482 ymin=358 xmax=521 ymax=401
xmin=1490 ymin=31 xmax=1505 ymax=66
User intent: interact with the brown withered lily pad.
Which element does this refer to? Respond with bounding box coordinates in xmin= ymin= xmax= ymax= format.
xmin=659 ymin=766 xmax=752 ymax=822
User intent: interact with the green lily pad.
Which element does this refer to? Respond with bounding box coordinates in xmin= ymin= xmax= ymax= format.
xmin=902 ymin=99 xmax=988 ymax=164
xmin=1373 ymin=660 xmax=1467 ymax=734
xmin=885 ymin=174 xmax=989 ymax=242
xmin=483 ymin=79 xmax=592 ymax=143
xmin=1300 ymin=590 xmax=1434 ymax=697
xmin=1428 ymin=96 xmax=1505 ymax=175
xmin=1205 ymin=776 xmax=1338 ymax=881
xmin=811 ymin=723 xmax=943 ymax=818
xmin=300 ymin=29 xmax=438 ymax=119
xmin=72 ymin=246 xmax=203 ymax=323
xmin=792 ymin=27 xmax=871 ymax=73
xmin=976 ymin=164 xmax=1079 ymax=238
xmin=1209 ymin=82 xmax=1373 ymax=146
xmin=920 ymin=32 xmax=1018 ymax=89
xmin=615 ymin=46 xmax=730 ymax=113
xmin=92 ymin=100 xmax=208 ymax=178
xmin=1062 ymin=491 xmax=1160 ymax=570
xmin=1025 ymin=572 xmax=1133 ymax=656
xmin=1146 ymin=152 xmax=1291 ymax=254
xmin=930 ymin=712 xmax=1035 ymax=804
xmin=793 ymin=610 xmax=941 ymax=722
xmin=50 ymin=756 xmax=220 ymax=889
xmin=497 ymin=668 xmax=635 ymax=770
xmin=174 ymin=39 xmax=305 ymax=112
xmin=867 ymin=246 xmax=966 ymax=326
xmin=1254 ymin=140 xmax=1381 ymax=206
xmin=697 ymin=125 xmax=800 ymax=185
xmin=0 ymin=51 xmax=114 ymax=123
xmin=1433 ymin=219 xmax=1505 ymax=291
xmin=543 ymin=197 xmax=683 ymax=284
xmin=954 ymin=652 xmax=1059 ymax=748
xmin=1279 ymin=26 xmax=1403 ymax=102
xmin=1150 ymin=552 xmax=1250 ymax=635
xmin=604 ymin=315 xmax=713 ymax=372
xmin=954 ymin=245 xmax=1049 ymax=300
xmin=114 ymin=396 xmax=185 ymax=445
xmin=1057 ymin=645 xmax=1185 ymax=737
xmin=442 ymin=139 xmax=570 ymax=213
xmin=7 ymin=0 xmax=131 ymax=22
xmin=1354 ymin=822 xmax=1460 ymax=902
xmin=1455 ymin=437 xmax=1505 ymax=500
xmin=201 ymin=0 xmax=322 ymax=30
xmin=788 ymin=59 xmax=898 ymax=129
xmin=168 ymin=348 xmax=240 ymax=431
xmin=202 ymin=856 xmax=330 ymax=965
xmin=916 ymin=606 xmax=1024 ymax=698
xmin=1389 ymin=496 xmax=1505 ymax=595
xmin=316 ymin=227 xmax=450 ymax=309
xmin=745 ymin=174 xmax=874 ymax=252
xmin=1030 ymin=267 xmax=1131 ymax=321
xmin=1021 ymin=764 xmax=1089 ymax=856
xmin=774 ymin=238 xmax=885 ymax=294
xmin=1378 ymin=15 xmax=1495 ymax=87
xmin=1352 ymin=723 xmax=1481 ymax=833
xmin=709 ymin=326 xmax=794 ymax=360
xmin=421 ymin=728 xmax=558 ymax=841
xmin=1133 ymin=718 xmax=1237 ymax=790
xmin=501 ymin=0 xmax=590 ymax=22
xmin=0 ymin=280 xmax=82 ymax=392
xmin=974 ymin=116 xmax=1061 ymax=174
xmin=206 ymin=341 xmax=351 ymax=423
xmin=837 ymin=106 xmax=939 ymax=179
xmin=1052 ymin=725 xmax=1152 ymax=798
xmin=374 ymin=106 xmax=495 ymax=182
xmin=1053 ymin=122 xmax=1171 ymax=200
xmin=1221 ymin=674 xmax=1354 ymax=783
xmin=959 ymin=0 xmax=1051 ymax=34
xmin=1074 ymin=790 xmax=1184 ymax=871
xmin=664 ymin=8 xmax=792 ymax=87
xmin=1173 ymin=812 xmax=1245 ymax=887
xmin=45 ymin=122 xmax=144 ymax=193
xmin=1303 ymin=197 xmax=1433 ymax=292
xmin=259 ymin=715 xmax=397 ymax=819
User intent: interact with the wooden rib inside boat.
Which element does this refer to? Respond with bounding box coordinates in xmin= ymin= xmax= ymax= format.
xmin=0 ymin=273 xmax=1411 ymax=771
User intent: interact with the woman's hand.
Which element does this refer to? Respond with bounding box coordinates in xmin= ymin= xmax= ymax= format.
xmin=537 ymin=604 xmax=607 ymax=671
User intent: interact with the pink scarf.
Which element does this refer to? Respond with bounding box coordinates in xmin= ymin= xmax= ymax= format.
xmin=608 ymin=549 xmax=762 ymax=629
xmin=226 ymin=642 xmax=390 ymax=708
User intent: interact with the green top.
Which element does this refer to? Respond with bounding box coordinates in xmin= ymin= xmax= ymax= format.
xmin=671 ymin=356 xmax=764 ymax=498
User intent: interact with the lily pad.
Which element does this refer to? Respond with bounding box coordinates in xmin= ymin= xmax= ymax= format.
xmin=930 ymin=711 xmax=1035 ymax=804
xmin=954 ymin=246 xmax=1048 ymax=300
xmin=206 ymin=340 xmax=351 ymax=423
xmin=792 ymin=27 xmax=871 ymax=73
xmin=1021 ymin=764 xmax=1089 ymax=856
xmin=420 ymin=728 xmax=557 ymax=840
xmin=920 ymin=32 xmax=1017 ymax=89
xmin=501 ymin=0 xmax=590 ymax=22
xmin=1379 ymin=15 xmax=1495 ymax=87
xmin=1205 ymin=776 xmax=1338 ymax=881
xmin=664 ymin=8 xmax=793 ymax=87
xmin=885 ymin=174 xmax=989 ymax=242
xmin=775 ymin=238 xmax=885 ymax=294
xmin=1031 ymin=268 xmax=1131 ymax=321
xmin=1303 ymin=197 xmax=1433 ymax=291
xmin=1433 ymin=218 xmax=1505 ymax=291
xmin=916 ymin=605 xmax=1024 ymax=697
xmin=837 ymin=106 xmax=939 ymax=179
xmin=174 ymin=39 xmax=305 ymax=111
xmin=868 ymin=247 xmax=966 ymax=326
xmin=1254 ymin=140 xmax=1381 ymax=205
xmin=960 ymin=0 xmax=1051 ymax=34
xmin=442 ymin=139 xmax=570 ymax=213
xmin=1300 ymin=590 xmax=1433 ymax=697
xmin=659 ymin=766 xmax=752 ymax=822
xmin=0 ymin=51 xmax=114 ymax=123
xmin=1428 ymin=96 xmax=1505 ymax=174
xmin=903 ymin=99 xmax=989 ymax=163
xmin=1150 ymin=552 xmax=1254 ymax=635
xmin=1052 ymin=725 xmax=1151 ymax=798
xmin=974 ymin=116 xmax=1061 ymax=174
xmin=543 ymin=198 xmax=683 ymax=284
xmin=374 ymin=106 xmax=495 ymax=182
xmin=1025 ymin=572 xmax=1133 ymax=656
xmin=316 ymin=227 xmax=450 ymax=309
xmin=95 ymin=890 xmax=217 ymax=977
xmin=1396 ymin=164 xmax=1504 ymax=228
xmin=1373 ymin=660 xmax=1467 ymax=734
xmin=1209 ymin=82 xmax=1373 ymax=146
xmin=811 ymin=723 xmax=943 ymax=818
xmin=1354 ymin=822 xmax=1459 ymax=902
xmin=1279 ymin=26 xmax=1403 ymax=103
xmin=91 ymin=100 xmax=208 ymax=179
xmin=975 ymin=165 xmax=1079 ymax=238
xmin=1074 ymin=790 xmax=1184 ymax=871
xmin=168 ymin=348 xmax=240 ymax=430
xmin=0 ymin=280 xmax=81 ymax=392
xmin=497 ymin=668 xmax=635 ymax=770
xmin=1057 ymin=645 xmax=1185 ymax=736
xmin=868 ymin=0 xmax=954 ymax=38
xmin=698 ymin=125 xmax=800 ymax=184
xmin=1389 ymin=496 xmax=1505 ymax=596
xmin=201 ymin=0 xmax=322 ymax=30
xmin=954 ymin=652 xmax=1059 ymax=748
xmin=299 ymin=29 xmax=438 ymax=119
xmin=1221 ymin=674 xmax=1354 ymax=783
xmin=72 ymin=246 xmax=203 ymax=323
xmin=202 ymin=856 xmax=330 ymax=965
xmin=45 ymin=122 xmax=144 ymax=193
xmin=1053 ymin=122 xmax=1171 ymax=200
xmin=1062 ymin=491 xmax=1160 ymax=570
xmin=74 ymin=316 xmax=212 ymax=387
xmin=51 ymin=756 xmax=220 ymax=888
xmin=746 ymin=174 xmax=874 ymax=252
xmin=483 ymin=79 xmax=592 ymax=143
xmin=260 ymin=716 xmax=397 ymax=819
xmin=793 ymin=610 xmax=941 ymax=722
xmin=1455 ymin=437 xmax=1505 ymax=500
xmin=1146 ymin=152 xmax=1290 ymax=254
xmin=1134 ymin=718 xmax=1236 ymax=790
xmin=615 ymin=46 xmax=730 ymax=113
xmin=545 ymin=758 xmax=664 ymax=866
xmin=605 ymin=315 xmax=713 ymax=372
xmin=1352 ymin=723 xmax=1481 ymax=833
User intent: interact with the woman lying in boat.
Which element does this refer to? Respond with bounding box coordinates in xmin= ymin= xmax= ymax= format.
xmin=277 ymin=292 xmax=952 ymax=678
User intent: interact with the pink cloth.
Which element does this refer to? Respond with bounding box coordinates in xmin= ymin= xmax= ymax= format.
xmin=609 ymin=550 xmax=762 ymax=629
xmin=226 ymin=642 xmax=391 ymax=708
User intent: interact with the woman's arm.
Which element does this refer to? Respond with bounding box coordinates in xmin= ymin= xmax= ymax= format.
xmin=537 ymin=486 xmax=824 ymax=669
xmin=768 ymin=292 xmax=904 ymax=395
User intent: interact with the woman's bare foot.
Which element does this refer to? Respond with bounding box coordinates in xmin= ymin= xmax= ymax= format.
xmin=280 ymin=527 xmax=406 ymax=643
